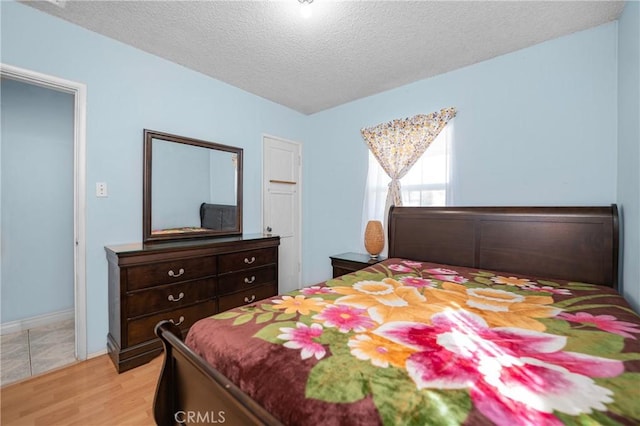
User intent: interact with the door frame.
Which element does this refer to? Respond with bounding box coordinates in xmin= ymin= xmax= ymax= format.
xmin=262 ymin=134 xmax=303 ymax=289
xmin=1 ymin=63 xmax=87 ymax=361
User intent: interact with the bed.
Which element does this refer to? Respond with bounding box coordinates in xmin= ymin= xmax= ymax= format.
xmin=154 ymin=205 xmax=640 ymax=425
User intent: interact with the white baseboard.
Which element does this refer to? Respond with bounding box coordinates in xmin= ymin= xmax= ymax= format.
xmin=0 ymin=308 xmax=74 ymax=336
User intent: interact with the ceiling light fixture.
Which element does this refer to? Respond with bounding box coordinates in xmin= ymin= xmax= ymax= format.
xmin=298 ymin=0 xmax=313 ymax=19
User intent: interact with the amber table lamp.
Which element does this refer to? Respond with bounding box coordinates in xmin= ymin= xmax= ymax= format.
xmin=364 ymin=220 xmax=384 ymax=258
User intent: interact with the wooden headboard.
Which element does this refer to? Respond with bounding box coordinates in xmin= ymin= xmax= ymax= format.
xmin=388 ymin=205 xmax=619 ymax=289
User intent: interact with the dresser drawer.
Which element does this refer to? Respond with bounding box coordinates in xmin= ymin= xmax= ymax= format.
xmin=127 ymin=300 xmax=216 ymax=347
xmin=126 ymin=256 xmax=217 ymax=290
xmin=218 ymin=248 xmax=276 ymax=274
xmin=218 ymin=266 xmax=276 ymax=295
xmin=219 ymin=283 xmax=277 ymax=312
xmin=126 ymin=278 xmax=216 ymax=318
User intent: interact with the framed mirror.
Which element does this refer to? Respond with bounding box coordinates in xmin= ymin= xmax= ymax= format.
xmin=143 ymin=129 xmax=243 ymax=243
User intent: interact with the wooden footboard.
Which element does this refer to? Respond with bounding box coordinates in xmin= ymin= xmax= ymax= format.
xmin=153 ymin=321 xmax=283 ymax=426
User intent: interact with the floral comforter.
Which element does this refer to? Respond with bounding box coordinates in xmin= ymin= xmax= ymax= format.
xmin=186 ymin=259 xmax=640 ymax=425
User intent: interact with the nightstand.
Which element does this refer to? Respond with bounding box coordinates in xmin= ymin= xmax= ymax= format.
xmin=329 ymin=252 xmax=387 ymax=278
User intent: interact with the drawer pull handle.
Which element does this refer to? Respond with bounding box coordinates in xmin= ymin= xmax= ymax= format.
xmin=168 ymin=268 xmax=185 ymax=278
xmin=244 ymin=256 xmax=256 ymax=264
xmin=244 ymin=295 xmax=256 ymax=304
xmin=244 ymin=276 xmax=256 ymax=284
xmin=169 ymin=316 xmax=185 ymax=326
xmin=168 ymin=292 xmax=184 ymax=302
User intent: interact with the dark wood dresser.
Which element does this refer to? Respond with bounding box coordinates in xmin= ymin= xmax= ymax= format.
xmin=105 ymin=234 xmax=279 ymax=372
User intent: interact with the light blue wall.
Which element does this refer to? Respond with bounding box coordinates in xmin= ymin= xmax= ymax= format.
xmin=303 ymin=22 xmax=619 ymax=285
xmin=617 ymin=0 xmax=640 ymax=312
xmin=1 ymin=78 xmax=75 ymax=322
xmin=1 ymin=1 xmax=306 ymax=353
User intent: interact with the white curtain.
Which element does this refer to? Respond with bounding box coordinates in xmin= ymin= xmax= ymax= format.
xmin=360 ymin=108 xmax=456 ymax=222
xmin=361 ymin=122 xmax=454 ymax=252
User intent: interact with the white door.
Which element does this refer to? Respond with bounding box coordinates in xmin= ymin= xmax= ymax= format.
xmin=263 ymin=136 xmax=301 ymax=294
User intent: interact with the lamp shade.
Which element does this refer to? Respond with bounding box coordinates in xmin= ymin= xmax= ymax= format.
xmin=364 ymin=220 xmax=384 ymax=258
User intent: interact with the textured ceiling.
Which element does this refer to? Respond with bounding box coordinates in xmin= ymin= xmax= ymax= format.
xmin=23 ymin=1 xmax=625 ymax=115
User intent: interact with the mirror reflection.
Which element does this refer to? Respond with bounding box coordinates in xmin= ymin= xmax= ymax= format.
xmin=143 ymin=130 xmax=243 ymax=243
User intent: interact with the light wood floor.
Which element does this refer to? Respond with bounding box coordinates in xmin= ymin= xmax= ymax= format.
xmin=0 ymin=354 xmax=161 ymax=426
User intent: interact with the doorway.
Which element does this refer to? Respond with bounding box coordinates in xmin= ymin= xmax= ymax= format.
xmin=263 ymin=135 xmax=302 ymax=294
xmin=0 ymin=64 xmax=87 ymax=385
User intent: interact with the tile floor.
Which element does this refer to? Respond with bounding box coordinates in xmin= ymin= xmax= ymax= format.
xmin=0 ymin=318 xmax=76 ymax=386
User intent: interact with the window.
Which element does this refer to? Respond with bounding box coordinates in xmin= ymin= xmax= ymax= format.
xmin=399 ymin=126 xmax=450 ymax=207
xmin=362 ymin=124 xmax=452 ymax=224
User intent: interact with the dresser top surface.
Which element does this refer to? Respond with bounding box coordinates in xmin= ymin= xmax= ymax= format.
xmin=105 ymin=233 xmax=279 ymax=255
